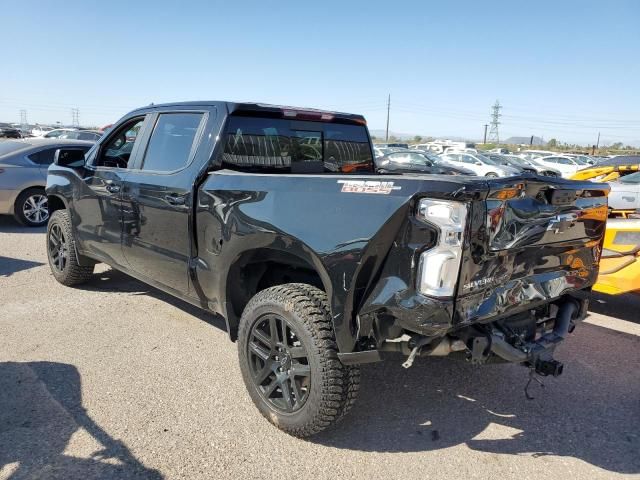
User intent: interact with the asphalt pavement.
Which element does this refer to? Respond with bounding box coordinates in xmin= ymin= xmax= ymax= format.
xmin=0 ymin=216 xmax=638 ymax=480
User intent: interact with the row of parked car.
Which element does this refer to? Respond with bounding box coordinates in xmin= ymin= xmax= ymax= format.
xmin=0 ymin=124 xmax=103 ymax=141
xmin=373 ymin=145 xmax=640 ymax=213
xmin=373 ymin=145 xmax=603 ymax=179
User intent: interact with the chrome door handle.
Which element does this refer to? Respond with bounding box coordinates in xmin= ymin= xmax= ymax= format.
xmin=105 ymin=183 xmax=121 ymax=193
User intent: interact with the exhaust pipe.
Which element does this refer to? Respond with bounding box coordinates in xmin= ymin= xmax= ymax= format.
xmin=541 ymin=300 xmax=577 ymax=341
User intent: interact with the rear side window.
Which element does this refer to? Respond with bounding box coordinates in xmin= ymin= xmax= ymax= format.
xmin=28 ymin=148 xmax=56 ymax=165
xmin=221 ymin=116 xmax=373 ymax=173
xmin=141 ymin=113 xmax=203 ymax=172
xmin=29 ymin=147 xmax=90 ymax=165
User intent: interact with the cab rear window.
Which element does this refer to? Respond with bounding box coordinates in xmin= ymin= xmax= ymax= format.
xmin=221 ymin=116 xmax=373 ymax=173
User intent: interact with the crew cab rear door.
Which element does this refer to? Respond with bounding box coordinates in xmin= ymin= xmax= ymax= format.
xmin=121 ymin=108 xmax=209 ymax=294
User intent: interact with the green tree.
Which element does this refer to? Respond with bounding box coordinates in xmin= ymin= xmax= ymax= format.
xmin=413 ymin=135 xmax=423 ymax=143
xmin=547 ymin=138 xmax=558 ymax=148
xmin=611 ymin=142 xmax=624 ymax=149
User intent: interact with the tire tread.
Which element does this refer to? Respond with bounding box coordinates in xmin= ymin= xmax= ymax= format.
xmin=237 ymin=283 xmax=360 ymax=437
xmin=47 ymin=210 xmax=94 ymax=286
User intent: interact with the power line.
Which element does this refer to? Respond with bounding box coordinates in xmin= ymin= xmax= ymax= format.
xmin=488 ymin=100 xmax=501 ymax=144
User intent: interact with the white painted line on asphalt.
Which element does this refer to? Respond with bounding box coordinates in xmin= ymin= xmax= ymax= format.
xmin=585 ymin=314 xmax=640 ymax=336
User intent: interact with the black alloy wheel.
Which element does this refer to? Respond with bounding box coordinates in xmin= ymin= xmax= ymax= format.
xmin=237 ymin=284 xmax=360 ymax=437
xmin=46 ymin=209 xmax=95 ymax=286
xmin=48 ymin=223 xmax=68 ymax=272
xmin=247 ymin=314 xmax=311 ymax=413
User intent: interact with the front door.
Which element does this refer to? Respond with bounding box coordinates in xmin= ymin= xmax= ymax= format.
xmin=121 ymin=111 xmax=206 ymax=294
xmin=73 ymin=116 xmax=149 ymax=266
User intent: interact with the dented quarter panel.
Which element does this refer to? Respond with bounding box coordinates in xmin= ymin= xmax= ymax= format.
xmin=195 ymin=171 xmax=487 ymax=352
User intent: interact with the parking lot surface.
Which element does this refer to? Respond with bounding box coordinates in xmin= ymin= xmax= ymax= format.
xmin=0 ymin=216 xmax=638 ymax=480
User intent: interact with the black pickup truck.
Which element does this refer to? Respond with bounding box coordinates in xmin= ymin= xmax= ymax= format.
xmin=46 ymin=101 xmax=609 ymax=437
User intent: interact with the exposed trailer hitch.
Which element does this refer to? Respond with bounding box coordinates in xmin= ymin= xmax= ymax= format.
xmin=487 ymin=300 xmax=578 ymax=376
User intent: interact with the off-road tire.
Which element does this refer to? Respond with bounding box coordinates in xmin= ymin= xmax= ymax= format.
xmin=238 ymin=283 xmax=360 ymax=437
xmin=14 ymin=187 xmax=49 ymax=227
xmin=47 ymin=209 xmax=94 ymax=286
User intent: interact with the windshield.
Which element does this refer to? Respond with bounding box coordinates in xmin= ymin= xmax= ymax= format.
xmin=387 ymin=152 xmax=433 ymax=167
xmin=425 ymin=152 xmax=441 ymax=162
xmin=505 ymin=155 xmax=527 ymax=167
xmin=619 ymin=171 xmax=640 ymax=184
xmin=474 ymin=153 xmax=498 ymax=165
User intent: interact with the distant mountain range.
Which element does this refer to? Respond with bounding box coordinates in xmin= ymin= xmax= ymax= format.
xmin=502 ymin=136 xmax=545 ymax=146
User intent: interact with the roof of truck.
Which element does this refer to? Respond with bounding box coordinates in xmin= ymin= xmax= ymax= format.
xmin=128 ymin=101 xmax=366 ymax=124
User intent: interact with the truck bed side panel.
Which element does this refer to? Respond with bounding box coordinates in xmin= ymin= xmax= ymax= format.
xmin=195 ymin=171 xmax=482 ymax=352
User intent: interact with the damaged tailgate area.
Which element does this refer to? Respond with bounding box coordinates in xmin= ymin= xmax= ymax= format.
xmin=354 ymin=176 xmax=609 ymax=380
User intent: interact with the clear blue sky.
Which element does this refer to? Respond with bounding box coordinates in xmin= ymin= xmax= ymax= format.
xmin=2 ymin=0 xmax=639 ymax=145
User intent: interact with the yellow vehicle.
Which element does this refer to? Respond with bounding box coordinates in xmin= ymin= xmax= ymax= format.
xmin=571 ymin=157 xmax=640 ymax=218
xmin=571 ymin=163 xmax=639 ymax=183
xmin=593 ymin=219 xmax=640 ymax=295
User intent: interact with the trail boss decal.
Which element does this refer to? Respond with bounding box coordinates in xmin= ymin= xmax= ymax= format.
xmin=338 ymin=180 xmax=401 ymax=194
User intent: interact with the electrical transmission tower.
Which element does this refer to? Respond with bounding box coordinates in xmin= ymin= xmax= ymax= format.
xmin=20 ymin=109 xmax=28 ymax=128
xmin=488 ymin=100 xmax=502 ymax=144
xmin=71 ymin=108 xmax=80 ymax=127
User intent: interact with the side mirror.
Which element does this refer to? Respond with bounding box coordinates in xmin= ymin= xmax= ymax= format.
xmin=475 ymin=162 xmax=482 ymax=166
xmin=54 ymin=148 xmax=86 ymax=168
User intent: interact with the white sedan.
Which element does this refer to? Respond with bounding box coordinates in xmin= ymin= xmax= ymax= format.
xmin=438 ymin=152 xmax=520 ymax=177
xmin=535 ymin=155 xmax=585 ymax=178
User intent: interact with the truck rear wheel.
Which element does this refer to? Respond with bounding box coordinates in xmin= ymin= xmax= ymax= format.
xmin=47 ymin=210 xmax=95 ymax=286
xmin=237 ymin=283 xmax=360 ymax=437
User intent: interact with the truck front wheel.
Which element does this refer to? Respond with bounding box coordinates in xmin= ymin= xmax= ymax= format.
xmin=46 ymin=210 xmax=95 ymax=286
xmin=237 ymin=283 xmax=360 ymax=437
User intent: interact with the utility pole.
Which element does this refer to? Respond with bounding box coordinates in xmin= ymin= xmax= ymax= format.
xmin=385 ymin=94 xmax=391 ymax=142
xmin=596 ymin=131 xmax=600 ymax=149
xmin=483 ymin=124 xmax=488 ymax=144
xmin=488 ymin=100 xmax=502 ymax=144
xmin=19 ymin=109 xmax=28 ymax=129
xmin=71 ymin=108 xmax=80 ymax=127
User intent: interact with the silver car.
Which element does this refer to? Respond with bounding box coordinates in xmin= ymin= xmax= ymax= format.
xmin=608 ymin=171 xmax=640 ymax=213
xmin=438 ymin=151 xmax=520 ymax=177
xmin=0 ymin=138 xmax=94 ymax=226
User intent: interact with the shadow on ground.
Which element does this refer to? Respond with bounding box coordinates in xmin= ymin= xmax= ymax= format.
xmin=0 ymin=255 xmax=44 ymax=277
xmin=0 ymin=216 xmax=46 ymax=234
xmin=314 ymin=323 xmax=640 ymax=474
xmin=0 ymin=361 xmax=162 ymax=479
xmin=78 ymin=267 xmax=227 ymax=332
xmin=590 ymin=291 xmax=640 ymax=324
